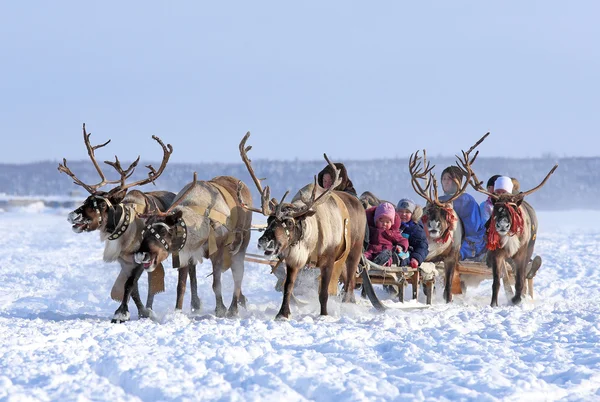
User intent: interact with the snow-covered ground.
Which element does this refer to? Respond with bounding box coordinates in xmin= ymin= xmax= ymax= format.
xmin=0 ymin=208 xmax=599 ymax=401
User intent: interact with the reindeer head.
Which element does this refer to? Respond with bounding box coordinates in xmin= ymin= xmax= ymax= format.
xmin=59 ymin=123 xmax=172 ymax=234
xmin=67 ymin=190 xmax=128 ymax=233
xmin=135 ymin=174 xmax=197 ymax=272
xmin=238 ymin=132 xmax=339 ymax=258
xmin=468 ymin=166 xmax=558 ymax=239
xmin=410 ymin=133 xmax=489 ymax=242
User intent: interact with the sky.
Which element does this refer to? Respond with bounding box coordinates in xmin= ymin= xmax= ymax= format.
xmin=1 ymin=1 xmax=598 ymax=164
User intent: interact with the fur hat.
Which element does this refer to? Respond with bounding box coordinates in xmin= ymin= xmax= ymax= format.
xmin=317 ymin=162 xmax=357 ymax=196
xmin=494 ymin=176 xmax=513 ymax=193
xmin=396 ymin=198 xmax=416 ymax=214
xmin=374 ymin=202 xmax=396 ymax=223
xmin=511 ymin=177 xmax=520 ymax=194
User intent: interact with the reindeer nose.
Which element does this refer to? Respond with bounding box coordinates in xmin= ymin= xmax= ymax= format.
xmin=496 ymin=219 xmax=511 ymax=232
xmin=134 ymin=252 xmax=148 ymax=264
xmin=67 ymin=211 xmax=82 ymax=224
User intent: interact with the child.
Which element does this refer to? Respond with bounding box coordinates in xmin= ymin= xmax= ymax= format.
xmin=396 ymin=198 xmax=429 ymax=268
xmin=364 ymin=202 xmax=408 ymax=266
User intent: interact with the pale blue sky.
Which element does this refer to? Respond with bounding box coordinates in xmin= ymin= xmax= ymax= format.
xmin=1 ymin=1 xmax=597 ymax=164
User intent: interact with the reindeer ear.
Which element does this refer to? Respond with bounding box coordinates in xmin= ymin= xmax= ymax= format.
xmin=165 ymin=210 xmax=183 ymax=226
xmin=108 ymin=189 xmax=127 ymax=205
xmin=516 ymin=197 xmax=524 ymax=207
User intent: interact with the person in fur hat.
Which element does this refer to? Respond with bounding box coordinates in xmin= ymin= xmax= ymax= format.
xmin=440 ymin=166 xmax=487 ymax=261
xmin=317 ymin=162 xmax=357 ymax=196
xmin=364 ymin=202 xmax=408 ymax=266
xmin=396 ymin=198 xmax=429 ymax=268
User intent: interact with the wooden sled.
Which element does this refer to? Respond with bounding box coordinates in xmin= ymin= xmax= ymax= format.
xmin=436 ymin=256 xmax=543 ymax=301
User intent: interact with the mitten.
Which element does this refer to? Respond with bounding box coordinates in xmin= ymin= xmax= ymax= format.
xmin=410 ymin=258 xmax=419 ymax=268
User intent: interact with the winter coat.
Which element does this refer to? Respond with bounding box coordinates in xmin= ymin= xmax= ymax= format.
xmin=363 ymin=206 xmax=408 ymax=260
xmin=317 ymin=162 xmax=357 ymax=196
xmin=439 ymin=192 xmax=487 ymax=260
xmin=399 ymin=218 xmax=429 ymax=266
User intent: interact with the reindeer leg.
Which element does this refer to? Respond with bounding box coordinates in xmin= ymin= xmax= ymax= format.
xmin=131 ymin=282 xmax=150 ymax=318
xmin=211 ymin=252 xmax=227 ymax=317
xmin=188 ymin=262 xmax=202 ymax=312
xmin=227 ymin=252 xmax=246 ymax=318
xmin=491 ymin=253 xmax=503 ymax=307
xmin=175 ymin=264 xmax=189 ymax=311
xmin=319 ymin=261 xmax=335 ymax=316
xmin=276 ymin=264 xmax=300 ymax=320
xmin=112 ymin=264 xmax=144 ymax=323
xmin=512 ymin=250 xmax=528 ymax=305
xmin=342 ymin=248 xmax=361 ymax=304
xmin=443 ymin=258 xmax=456 ymax=303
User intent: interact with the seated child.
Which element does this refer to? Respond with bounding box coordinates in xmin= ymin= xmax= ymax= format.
xmin=396 ymin=198 xmax=429 ymax=268
xmin=364 ymin=202 xmax=408 ymax=266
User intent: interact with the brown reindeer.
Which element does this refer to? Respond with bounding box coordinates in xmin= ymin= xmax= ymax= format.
xmin=58 ymin=124 xmax=200 ymax=322
xmin=238 ymin=132 xmax=366 ymax=319
xmin=134 ymin=172 xmax=253 ymax=318
xmin=467 ymin=163 xmax=558 ymax=306
xmin=409 ymin=134 xmax=488 ymax=303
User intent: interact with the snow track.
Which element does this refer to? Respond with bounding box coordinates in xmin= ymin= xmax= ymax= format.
xmin=0 ymin=210 xmax=599 ymax=401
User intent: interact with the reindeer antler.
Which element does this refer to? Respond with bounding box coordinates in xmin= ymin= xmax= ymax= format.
xmin=238 ymin=132 xmax=274 ymax=216
xmin=409 ymin=149 xmax=440 ymax=206
xmin=57 ymin=123 xmax=122 ymax=194
xmin=289 ymin=154 xmax=341 ymax=218
xmin=105 ymin=135 xmax=173 ymax=194
xmin=146 ymin=172 xmax=198 ymax=218
xmin=517 ymin=164 xmax=559 ymax=199
xmin=443 ymin=132 xmax=489 ymax=204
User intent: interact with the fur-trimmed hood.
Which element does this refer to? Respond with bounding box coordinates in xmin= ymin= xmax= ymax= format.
xmin=317 ymin=162 xmax=357 ymax=196
xmin=412 ymin=205 xmax=423 ymax=223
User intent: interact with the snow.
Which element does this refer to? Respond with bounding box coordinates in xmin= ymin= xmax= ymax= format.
xmin=1 ymin=209 xmax=599 ymax=401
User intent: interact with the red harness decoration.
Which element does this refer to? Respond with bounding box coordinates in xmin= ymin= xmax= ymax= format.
xmin=487 ymin=203 xmax=525 ymax=251
xmin=422 ymin=207 xmax=458 ymax=244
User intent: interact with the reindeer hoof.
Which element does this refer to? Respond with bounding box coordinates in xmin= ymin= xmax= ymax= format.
xmin=191 ymin=297 xmax=202 ymax=312
xmin=138 ymin=308 xmax=152 ymax=319
xmin=111 ymin=311 xmax=130 ymax=323
xmin=238 ymin=294 xmax=248 ymax=309
xmin=275 ymin=313 xmax=290 ymax=321
xmin=511 ymin=295 xmax=522 ymax=305
xmin=226 ymin=308 xmax=239 ymax=318
xmin=215 ymin=306 xmax=227 ymax=318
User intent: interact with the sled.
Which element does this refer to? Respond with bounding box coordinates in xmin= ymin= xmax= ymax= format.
xmin=435 ymin=256 xmax=543 ymax=300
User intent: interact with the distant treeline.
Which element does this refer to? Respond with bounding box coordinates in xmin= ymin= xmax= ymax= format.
xmin=0 ymin=156 xmax=587 ymax=211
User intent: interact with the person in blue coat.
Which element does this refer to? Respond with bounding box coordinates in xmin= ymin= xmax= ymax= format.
xmin=439 ymin=166 xmax=487 ymax=261
xmin=395 ymin=198 xmax=429 ymax=267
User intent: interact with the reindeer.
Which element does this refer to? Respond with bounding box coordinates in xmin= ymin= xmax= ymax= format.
xmin=58 ymin=124 xmax=200 ymax=322
xmin=238 ymin=132 xmax=366 ymax=319
xmin=133 ymin=172 xmax=253 ymax=318
xmin=409 ymin=134 xmax=488 ymax=303
xmin=467 ymin=162 xmax=558 ymax=306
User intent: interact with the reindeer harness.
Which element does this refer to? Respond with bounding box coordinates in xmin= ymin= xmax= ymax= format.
xmin=143 ymin=181 xmax=242 ymax=269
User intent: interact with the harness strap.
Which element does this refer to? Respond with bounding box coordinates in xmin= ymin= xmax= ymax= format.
xmin=107 ymin=205 xmax=134 ymax=241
